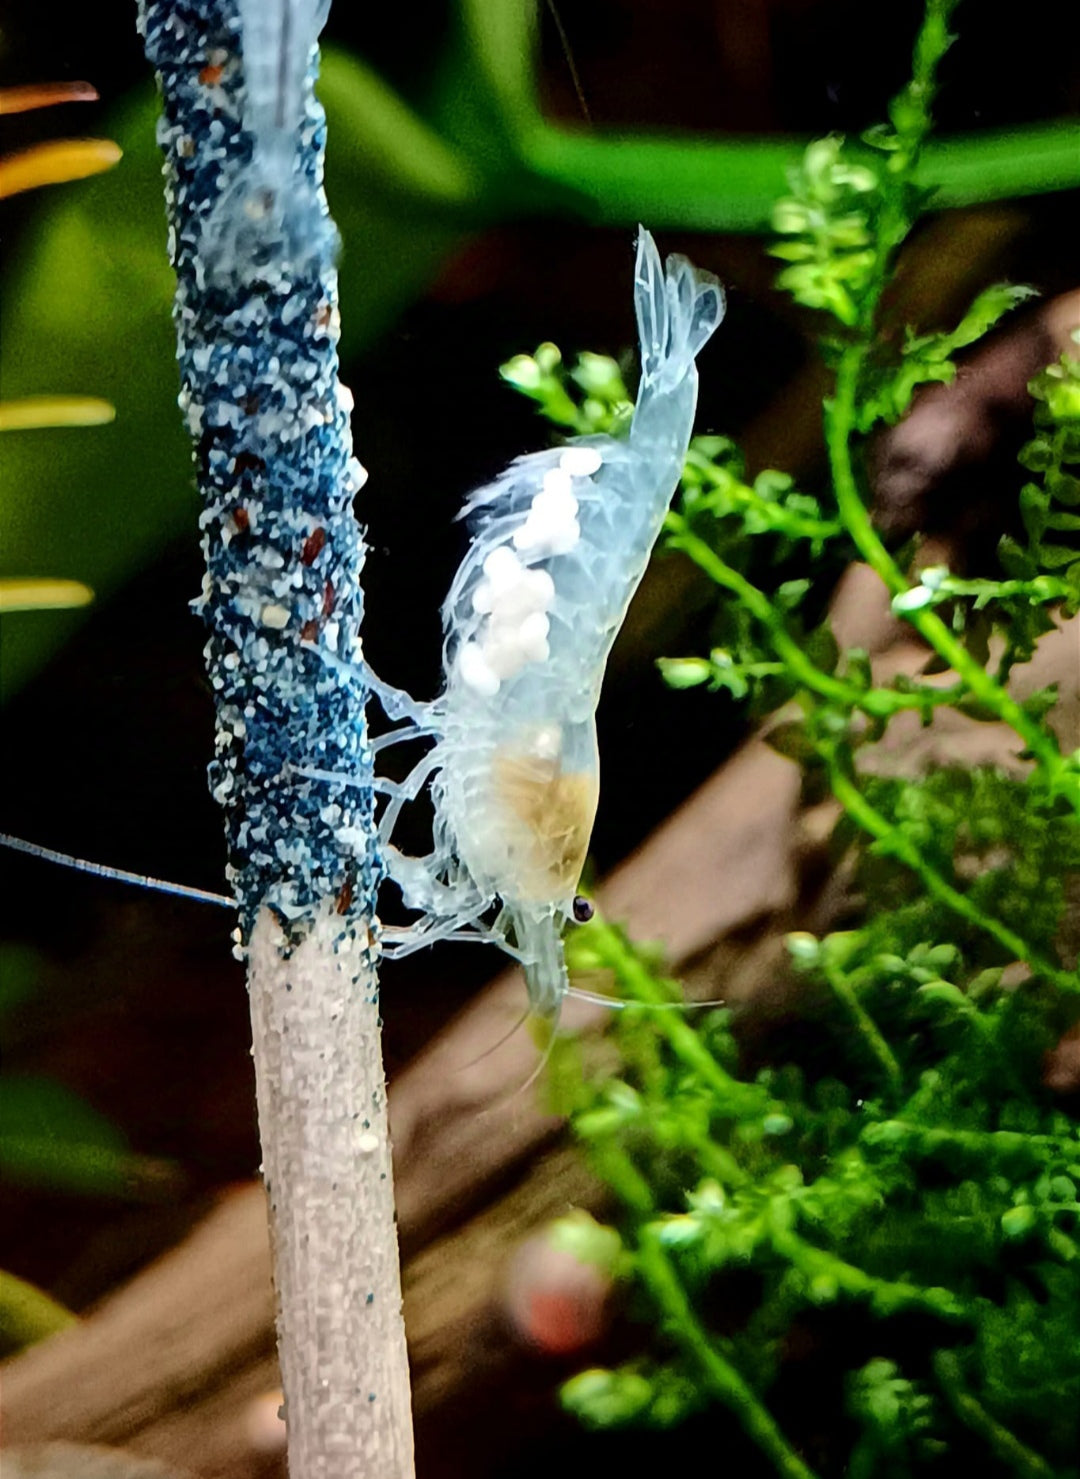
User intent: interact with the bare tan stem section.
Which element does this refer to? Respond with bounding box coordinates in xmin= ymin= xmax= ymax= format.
xmin=248 ymin=905 xmax=414 ymax=1478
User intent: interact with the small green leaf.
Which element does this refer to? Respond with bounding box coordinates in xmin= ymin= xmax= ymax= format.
xmin=562 ymin=1368 xmax=654 ymax=1427
xmin=0 ymin=1075 xmax=180 ymax=1200
xmin=1001 ymin=1204 xmax=1038 ymax=1238
xmin=657 ymin=657 xmax=712 ymax=690
xmin=549 ymin=1210 xmax=624 ymax=1272
xmin=998 ymin=535 xmax=1038 ymax=580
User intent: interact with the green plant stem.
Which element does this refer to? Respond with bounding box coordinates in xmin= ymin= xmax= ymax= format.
xmin=769 ymin=1226 xmax=969 ymax=1322
xmin=932 ymin=1350 xmax=1058 ymax=1478
xmin=864 ymin=1121 xmax=1080 ymax=1164
xmin=666 ymin=519 xmax=1077 ymax=993
xmin=827 ymin=346 xmax=1066 ymax=787
xmin=591 ymin=1143 xmax=656 ymax=1216
xmin=683 ymin=454 xmax=842 ymax=542
xmin=820 ymin=963 xmax=903 ymax=1096
xmin=686 ymin=1126 xmax=750 ymax=1188
xmin=589 ymin=924 xmax=767 ymax=1113
xmin=638 ymin=1231 xmax=820 ymax=1479
xmin=667 ymin=519 xmax=964 ymax=721
xmin=822 ymin=746 xmax=1078 ymax=995
xmin=817 ymin=0 xmax=1070 ymax=796
xmin=861 ymin=0 xmax=959 ymax=305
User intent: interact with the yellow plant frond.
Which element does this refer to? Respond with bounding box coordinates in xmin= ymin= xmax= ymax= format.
xmin=0 ymin=81 xmax=99 ymax=115
xmin=0 ymin=138 xmax=122 ymax=198
xmin=0 ymin=579 xmax=94 ymax=614
xmin=0 ymin=397 xmax=116 ymax=432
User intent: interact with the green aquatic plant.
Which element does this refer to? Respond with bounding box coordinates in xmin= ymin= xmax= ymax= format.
xmin=507 ymin=2 xmax=1080 ymax=1473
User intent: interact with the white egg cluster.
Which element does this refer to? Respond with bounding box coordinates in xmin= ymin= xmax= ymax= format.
xmin=513 ymin=445 xmax=602 ymax=556
xmin=459 ymin=548 xmax=553 ymax=696
xmin=457 ymin=445 xmax=603 ymax=697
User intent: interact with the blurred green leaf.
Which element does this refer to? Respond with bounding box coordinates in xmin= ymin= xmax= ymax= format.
xmin=0 ymin=1268 xmax=77 ymax=1353
xmin=5 ymin=25 xmax=1080 ymax=704
xmin=0 ymin=1075 xmax=181 ymax=1200
xmin=0 ymin=943 xmax=43 ymax=1021
xmin=0 ymin=53 xmax=476 ymax=702
xmin=0 ymin=87 xmax=191 ymax=702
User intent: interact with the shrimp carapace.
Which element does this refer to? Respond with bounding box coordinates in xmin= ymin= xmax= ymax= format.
xmin=356 ymin=228 xmax=725 ymax=1019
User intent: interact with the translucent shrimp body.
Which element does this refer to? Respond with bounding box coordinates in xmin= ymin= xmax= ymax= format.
xmin=374 ymin=229 xmax=724 ymax=1019
xmin=202 ymin=0 xmax=335 ymax=283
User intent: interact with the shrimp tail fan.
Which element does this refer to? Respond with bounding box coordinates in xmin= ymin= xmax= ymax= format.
xmin=634 ymin=225 xmax=725 ymax=390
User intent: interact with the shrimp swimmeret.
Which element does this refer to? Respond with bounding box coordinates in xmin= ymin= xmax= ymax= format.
xmin=352 ymin=229 xmax=725 ymax=1021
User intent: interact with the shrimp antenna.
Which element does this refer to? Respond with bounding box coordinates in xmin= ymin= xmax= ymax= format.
xmin=475 ymin=1005 xmax=566 ymax=1117
xmin=450 ymin=1004 xmax=532 ymax=1073
xmin=544 ymin=0 xmax=592 ymax=125
xmin=0 ymin=832 xmax=234 ymax=910
xmin=564 ymin=983 xmax=728 ymax=1012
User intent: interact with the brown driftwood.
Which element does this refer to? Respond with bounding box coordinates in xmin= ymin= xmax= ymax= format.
xmin=1 ymin=1446 xmax=191 ymax=1479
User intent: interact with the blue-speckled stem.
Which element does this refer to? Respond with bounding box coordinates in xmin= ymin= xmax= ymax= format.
xmin=139 ymin=3 xmax=414 ymax=1473
xmin=139 ymin=0 xmax=376 ymax=940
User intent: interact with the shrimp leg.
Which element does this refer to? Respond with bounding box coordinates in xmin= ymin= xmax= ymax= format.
xmin=379 ymin=844 xmax=493 ymax=944
xmin=313 ymin=646 xmax=434 ymax=728
xmin=370 ymin=724 xmax=439 ymax=756
xmin=378 ymin=908 xmax=492 ymax=957
xmin=374 ymin=751 xmax=442 ymax=846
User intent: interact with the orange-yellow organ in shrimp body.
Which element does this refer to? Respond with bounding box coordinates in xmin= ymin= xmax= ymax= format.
xmin=371 ymin=229 xmax=724 ymax=1019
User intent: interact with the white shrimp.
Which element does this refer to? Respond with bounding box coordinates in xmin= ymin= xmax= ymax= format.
xmin=353 ymin=228 xmax=725 ymax=1021
xmin=202 ymin=0 xmax=336 ymax=282
xmin=0 ymin=231 xmax=724 ymax=1026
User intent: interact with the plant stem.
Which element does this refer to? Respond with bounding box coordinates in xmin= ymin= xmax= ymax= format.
xmin=638 ymin=1232 xmax=820 ymax=1479
xmin=933 ymin=1350 xmax=1058 ymax=1478
xmin=825 ymin=351 xmax=1067 ymax=783
xmin=139 ymin=2 xmax=414 ymax=1471
xmin=820 ymin=963 xmax=903 ymax=1096
xmin=666 ymin=519 xmax=1077 ymax=992
xmin=822 ymin=748 xmax=1078 ymax=995
xmin=864 ymin=1121 xmax=1080 ymax=1164
xmin=769 ymin=1227 xmax=969 ymax=1322
xmin=815 ymin=1 xmax=1069 ymax=789
xmin=589 ymin=923 xmax=767 ymax=1114
xmin=667 ymin=520 xmax=962 ymax=720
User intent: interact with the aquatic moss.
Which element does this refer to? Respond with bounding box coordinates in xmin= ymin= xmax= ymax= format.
xmin=508 ymin=2 xmax=1080 ymax=1472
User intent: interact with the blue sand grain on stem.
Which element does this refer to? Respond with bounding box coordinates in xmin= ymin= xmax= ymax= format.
xmin=137 ymin=2 xmax=414 ymax=1474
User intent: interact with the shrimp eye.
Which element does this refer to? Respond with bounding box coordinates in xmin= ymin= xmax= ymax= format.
xmin=572 ymin=895 xmax=594 ymax=923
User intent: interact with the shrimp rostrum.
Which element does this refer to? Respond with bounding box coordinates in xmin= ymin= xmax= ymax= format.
xmin=364 ymin=229 xmax=724 ymax=1020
